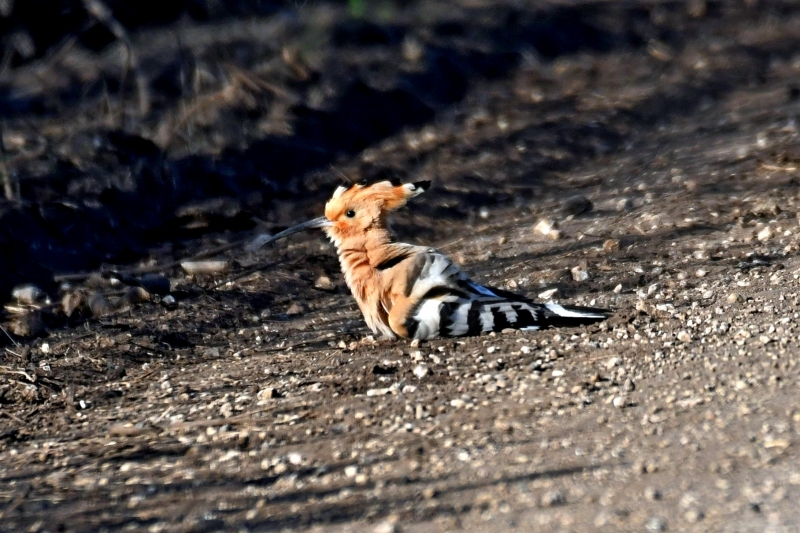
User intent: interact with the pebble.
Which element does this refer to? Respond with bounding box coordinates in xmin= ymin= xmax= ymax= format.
xmin=313 ymin=275 xmax=334 ymax=291
xmin=538 ymin=288 xmax=560 ymax=300
xmin=684 ymin=508 xmax=705 ymax=523
xmin=612 ymin=395 xmax=626 ymax=408
xmin=616 ymin=198 xmax=634 ymax=212
xmin=561 ymin=194 xmax=593 ymax=216
xmin=702 ymin=290 xmax=713 ymax=299
xmin=571 ymin=266 xmax=590 ymax=282
xmin=623 ymin=379 xmax=636 ymax=392
xmin=613 ymin=284 xmax=623 ymax=294
xmin=123 ymin=286 xmax=151 ymax=305
xmin=413 ymin=364 xmax=429 ymax=379
xmin=257 ymin=387 xmax=279 ymax=400
xmin=727 ymin=292 xmax=743 ymax=304
xmin=645 ymin=487 xmax=662 ymax=501
xmin=373 ymin=519 xmax=402 ymax=533
xmin=645 ymin=517 xmax=667 ymax=532
xmin=286 ymin=302 xmax=308 ymax=316
xmin=540 ymin=489 xmax=566 ymax=507
xmin=534 ymin=218 xmax=561 ymax=240
xmin=677 ymin=331 xmax=692 ymax=343
xmin=287 ymin=452 xmax=303 ymax=465
xmin=603 ymin=239 xmax=620 ymax=253
xmin=450 ymin=399 xmax=467 ymax=409
xmin=534 ymin=218 xmax=557 ymax=236
xmin=695 ymin=269 xmax=708 ymax=278
xmin=757 ymin=226 xmax=773 ymax=242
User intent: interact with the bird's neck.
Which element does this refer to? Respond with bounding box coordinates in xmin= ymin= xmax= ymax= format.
xmin=335 ymin=227 xmax=404 ymax=289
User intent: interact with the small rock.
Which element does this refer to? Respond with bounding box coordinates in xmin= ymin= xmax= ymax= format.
xmin=623 ymin=379 xmax=636 ymax=392
xmin=373 ymin=519 xmax=402 ymax=533
xmin=450 ymin=399 xmax=467 ymax=409
xmin=612 ymin=396 xmax=626 ymax=408
xmin=757 ymin=226 xmax=773 ymax=242
xmin=571 ymin=266 xmax=590 ymax=282
xmin=602 ymin=239 xmax=620 ymax=253
xmin=540 ymin=489 xmax=566 ymax=507
xmin=647 ymin=283 xmax=660 ymax=296
xmin=645 ymin=487 xmax=662 ymax=501
xmin=123 ymin=286 xmax=151 ymax=305
xmin=677 ymin=330 xmax=692 ymax=343
xmin=534 ymin=218 xmax=559 ymax=239
xmin=286 ymin=302 xmax=308 ymax=316
xmin=538 ymin=288 xmax=560 ymax=300
xmin=314 ymin=275 xmax=334 ymax=291
xmin=257 ymin=387 xmax=280 ymax=400
xmin=702 ymin=290 xmax=713 ymax=299
xmin=605 ymin=357 xmax=621 ymax=369
xmin=344 ymin=465 xmax=359 ymax=478
xmin=695 ymin=269 xmax=708 ymax=278
xmin=616 ymin=198 xmax=634 ymax=212
xmin=684 ymin=508 xmax=704 ymax=523
xmin=727 ymin=293 xmax=743 ymax=304
xmin=645 ymin=517 xmax=667 ymax=532
xmin=12 ymin=284 xmax=43 ymax=305
xmin=287 ymin=452 xmax=303 ymax=465
xmin=613 ymin=284 xmax=623 ymax=294
xmin=547 ymin=229 xmax=562 ymax=240
xmin=161 ymin=294 xmax=177 ymax=308
xmin=561 ymin=194 xmax=593 ymax=216
xmin=413 ymin=364 xmax=429 ymax=379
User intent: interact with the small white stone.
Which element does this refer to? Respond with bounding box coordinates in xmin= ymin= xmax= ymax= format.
xmin=538 ymin=288 xmax=559 ymax=300
xmin=757 ymin=226 xmax=773 ymax=242
xmin=287 ymin=452 xmax=303 ymax=465
xmin=413 ymin=364 xmax=429 ymax=379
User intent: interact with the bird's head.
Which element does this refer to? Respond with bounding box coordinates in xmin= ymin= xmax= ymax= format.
xmin=246 ymin=180 xmax=430 ymax=251
xmin=321 ymin=180 xmax=430 ymax=243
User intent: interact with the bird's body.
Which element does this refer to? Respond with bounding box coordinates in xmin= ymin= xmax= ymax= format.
xmin=259 ymin=180 xmax=608 ymax=340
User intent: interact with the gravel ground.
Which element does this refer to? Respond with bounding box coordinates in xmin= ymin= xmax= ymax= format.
xmin=2 ymin=1 xmax=800 ymax=532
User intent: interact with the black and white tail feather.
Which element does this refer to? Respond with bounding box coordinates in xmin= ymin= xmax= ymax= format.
xmin=402 ymin=250 xmax=608 ymax=340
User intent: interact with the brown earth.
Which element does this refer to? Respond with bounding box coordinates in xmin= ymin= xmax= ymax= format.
xmin=2 ymin=1 xmax=800 ymax=531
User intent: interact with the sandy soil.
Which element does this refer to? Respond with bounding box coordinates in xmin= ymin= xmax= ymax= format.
xmin=2 ymin=1 xmax=800 ymax=531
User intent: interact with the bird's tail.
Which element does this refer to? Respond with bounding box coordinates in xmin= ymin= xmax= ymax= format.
xmin=538 ymin=303 xmax=609 ymax=329
xmin=462 ymin=299 xmax=608 ymax=334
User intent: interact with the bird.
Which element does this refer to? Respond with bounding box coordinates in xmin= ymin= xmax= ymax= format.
xmin=250 ymin=180 xmax=609 ymax=340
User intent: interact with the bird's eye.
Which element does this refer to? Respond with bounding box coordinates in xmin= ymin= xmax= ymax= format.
xmin=345 ymin=210 xmax=356 ymax=218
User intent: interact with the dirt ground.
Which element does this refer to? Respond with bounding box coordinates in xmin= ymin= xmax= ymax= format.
xmin=2 ymin=1 xmax=800 ymax=531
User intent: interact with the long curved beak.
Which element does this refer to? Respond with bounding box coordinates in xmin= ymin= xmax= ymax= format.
xmin=246 ymin=216 xmax=332 ymax=251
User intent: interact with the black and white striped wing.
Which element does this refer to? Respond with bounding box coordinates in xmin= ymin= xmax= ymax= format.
xmin=401 ymin=250 xmax=607 ymax=339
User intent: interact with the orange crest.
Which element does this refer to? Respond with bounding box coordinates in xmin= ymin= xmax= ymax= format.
xmin=323 ymin=180 xmax=430 ymax=238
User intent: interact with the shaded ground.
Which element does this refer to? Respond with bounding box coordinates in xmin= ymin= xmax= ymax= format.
xmin=2 ymin=1 xmax=800 ymax=531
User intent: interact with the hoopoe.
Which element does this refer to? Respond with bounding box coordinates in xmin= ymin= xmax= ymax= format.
xmin=252 ymin=180 xmax=609 ymax=340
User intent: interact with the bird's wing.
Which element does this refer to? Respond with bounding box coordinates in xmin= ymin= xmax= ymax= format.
xmin=392 ymin=249 xmax=606 ymax=339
